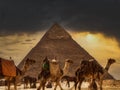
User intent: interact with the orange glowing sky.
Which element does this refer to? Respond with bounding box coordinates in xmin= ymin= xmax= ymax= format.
xmin=0 ymin=30 xmax=120 ymax=80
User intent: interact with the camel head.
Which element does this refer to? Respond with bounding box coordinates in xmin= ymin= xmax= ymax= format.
xmin=65 ymin=59 xmax=73 ymax=64
xmin=108 ymin=58 xmax=116 ymax=65
xmin=43 ymin=56 xmax=49 ymax=63
xmin=81 ymin=60 xmax=89 ymax=66
xmin=25 ymin=58 xmax=36 ymax=65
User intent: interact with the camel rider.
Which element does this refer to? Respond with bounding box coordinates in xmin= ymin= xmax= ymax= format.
xmin=39 ymin=56 xmax=50 ymax=79
xmin=42 ymin=58 xmax=49 ymax=71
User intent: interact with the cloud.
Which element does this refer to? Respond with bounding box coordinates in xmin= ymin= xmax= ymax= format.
xmin=0 ymin=0 xmax=120 ymax=43
xmin=70 ymin=31 xmax=120 ymax=61
xmin=21 ymin=43 xmax=33 ymax=45
xmin=0 ymin=36 xmax=21 ymax=47
xmin=5 ymin=48 xmax=20 ymax=51
xmin=25 ymin=39 xmax=33 ymax=42
xmin=0 ymin=51 xmax=4 ymax=55
xmin=0 ymin=31 xmax=44 ymax=64
xmin=25 ymin=39 xmax=35 ymax=42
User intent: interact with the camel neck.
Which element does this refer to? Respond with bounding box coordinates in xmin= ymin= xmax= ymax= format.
xmin=63 ymin=63 xmax=70 ymax=70
xmin=104 ymin=62 xmax=111 ymax=71
xmin=63 ymin=62 xmax=71 ymax=75
xmin=21 ymin=62 xmax=30 ymax=75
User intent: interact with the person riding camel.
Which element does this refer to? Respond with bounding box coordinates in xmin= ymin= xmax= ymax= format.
xmin=42 ymin=57 xmax=49 ymax=71
xmin=38 ymin=56 xmax=50 ymax=79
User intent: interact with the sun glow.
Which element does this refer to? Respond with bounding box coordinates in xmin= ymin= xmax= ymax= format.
xmin=86 ymin=34 xmax=98 ymax=43
xmin=69 ymin=31 xmax=120 ymax=62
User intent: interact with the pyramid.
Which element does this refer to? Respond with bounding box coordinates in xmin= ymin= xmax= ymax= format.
xmin=18 ymin=23 xmax=114 ymax=79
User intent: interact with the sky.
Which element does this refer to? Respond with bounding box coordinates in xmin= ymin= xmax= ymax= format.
xmin=0 ymin=0 xmax=120 ymax=79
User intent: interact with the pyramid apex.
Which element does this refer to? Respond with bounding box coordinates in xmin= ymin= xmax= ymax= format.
xmin=50 ymin=23 xmax=64 ymax=30
xmin=44 ymin=23 xmax=71 ymax=39
xmin=52 ymin=22 xmax=60 ymax=27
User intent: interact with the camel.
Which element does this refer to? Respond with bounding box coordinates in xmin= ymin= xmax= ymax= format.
xmin=63 ymin=59 xmax=73 ymax=75
xmin=23 ymin=75 xmax=37 ymax=88
xmin=0 ymin=57 xmax=19 ymax=90
xmin=37 ymin=57 xmax=73 ymax=90
xmin=4 ymin=66 xmax=22 ymax=90
xmin=20 ymin=58 xmax=36 ymax=89
xmin=60 ymin=59 xmax=75 ymax=87
xmin=96 ymin=58 xmax=116 ymax=90
xmin=3 ymin=58 xmax=35 ymax=90
xmin=75 ymin=58 xmax=116 ymax=90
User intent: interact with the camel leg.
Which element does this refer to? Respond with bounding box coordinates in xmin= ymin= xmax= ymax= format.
xmin=74 ymin=80 xmax=79 ymax=90
xmin=24 ymin=79 xmax=29 ymax=88
xmin=7 ymin=80 xmax=10 ymax=90
xmin=42 ymin=83 xmax=46 ymax=90
xmin=67 ymin=80 xmax=70 ymax=87
xmin=23 ymin=79 xmax=25 ymax=88
xmin=32 ymin=82 xmax=36 ymax=88
xmin=54 ymin=82 xmax=57 ymax=90
xmin=14 ymin=79 xmax=17 ymax=90
xmin=88 ymin=79 xmax=98 ymax=90
xmin=75 ymin=79 xmax=82 ymax=90
xmin=66 ymin=81 xmax=68 ymax=86
xmin=88 ymin=78 xmax=93 ymax=90
xmin=98 ymin=80 xmax=103 ymax=90
xmin=14 ymin=82 xmax=17 ymax=90
xmin=37 ymin=85 xmax=40 ymax=90
xmin=58 ymin=82 xmax=63 ymax=90
xmin=42 ymin=80 xmax=46 ymax=90
xmin=78 ymin=78 xmax=84 ymax=90
xmin=24 ymin=78 xmax=27 ymax=88
xmin=27 ymin=81 xmax=29 ymax=88
xmin=54 ymin=81 xmax=63 ymax=90
xmin=37 ymin=80 xmax=46 ymax=90
xmin=37 ymin=82 xmax=42 ymax=90
xmin=30 ymin=81 xmax=32 ymax=88
xmin=24 ymin=79 xmax=27 ymax=89
xmin=26 ymin=83 xmax=29 ymax=88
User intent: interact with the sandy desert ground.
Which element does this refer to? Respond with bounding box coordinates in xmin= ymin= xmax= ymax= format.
xmin=0 ymin=82 xmax=120 ymax=90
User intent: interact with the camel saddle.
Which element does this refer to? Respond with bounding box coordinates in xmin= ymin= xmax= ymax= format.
xmin=0 ymin=58 xmax=16 ymax=76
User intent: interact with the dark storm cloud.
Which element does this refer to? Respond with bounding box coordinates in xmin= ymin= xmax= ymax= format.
xmin=0 ymin=0 xmax=120 ymax=41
